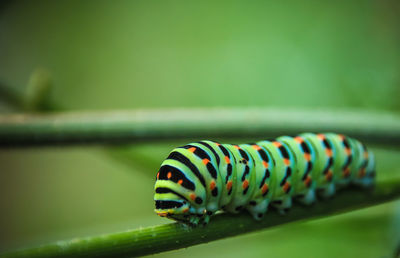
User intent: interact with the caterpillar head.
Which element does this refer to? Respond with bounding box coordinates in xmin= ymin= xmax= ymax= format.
xmin=154 ymin=146 xmax=208 ymax=225
xmin=154 ymin=153 xmax=193 ymax=223
xmin=154 ymin=198 xmax=191 ymax=223
xmin=154 ymin=193 xmax=209 ymax=225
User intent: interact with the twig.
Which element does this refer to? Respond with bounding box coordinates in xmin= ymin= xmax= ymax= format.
xmin=0 ymin=108 xmax=399 ymax=147
xmin=2 ymin=180 xmax=400 ymax=258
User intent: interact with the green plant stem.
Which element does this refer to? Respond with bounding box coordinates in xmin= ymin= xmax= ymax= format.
xmin=0 ymin=108 xmax=400 ymax=147
xmin=2 ymin=180 xmax=400 ymax=258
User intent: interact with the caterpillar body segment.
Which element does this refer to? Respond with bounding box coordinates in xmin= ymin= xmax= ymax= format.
xmin=199 ymin=141 xmax=236 ymax=209
xmin=256 ymin=140 xmax=295 ymax=213
xmin=351 ymin=140 xmax=375 ymax=187
xmin=154 ymin=133 xmax=375 ymax=225
xmin=277 ymin=135 xmax=317 ymax=205
xmin=239 ymin=143 xmax=275 ymax=219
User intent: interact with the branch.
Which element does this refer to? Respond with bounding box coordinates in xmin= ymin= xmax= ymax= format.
xmin=0 ymin=108 xmax=400 ymax=147
xmin=2 ymin=180 xmax=400 ymax=258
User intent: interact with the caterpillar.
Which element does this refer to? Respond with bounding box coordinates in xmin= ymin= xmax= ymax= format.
xmin=154 ymin=133 xmax=375 ymax=225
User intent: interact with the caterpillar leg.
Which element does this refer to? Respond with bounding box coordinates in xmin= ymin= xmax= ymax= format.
xmin=201 ymin=214 xmax=211 ymax=226
xmin=296 ymin=189 xmax=316 ymax=205
xmin=272 ymin=197 xmax=292 ymax=214
xmin=353 ymin=176 xmax=375 ymax=188
xmin=188 ymin=215 xmax=202 ymax=225
xmin=246 ymin=199 xmax=269 ymax=220
xmin=187 ymin=213 xmax=212 ymax=226
xmin=317 ymin=182 xmax=336 ymax=199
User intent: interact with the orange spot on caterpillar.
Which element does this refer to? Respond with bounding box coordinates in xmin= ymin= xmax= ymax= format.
xmin=294 ymin=136 xmax=303 ymax=143
xmin=210 ymin=181 xmax=216 ymax=190
xmin=364 ymin=152 xmax=369 ymax=158
xmin=177 ymin=179 xmax=183 ymax=185
xmin=325 ymin=170 xmax=333 ymax=181
xmin=338 ymin=134 xmax=345 ymax=140
xmin=262 ymin=161 xmax=269 ymax=168
xmin=156 ymin=172 xmax=159 ymax=179
xmin=202 ymin=158 xmax=210 ymax=165
xmin=167 ymin=172 xmax=172 ymax=179
xmin=343 ymin=167 xmax=350 ymax=177
xmin=304 ymin=176 xmax=312 ymax=187
xmin=273 ymin=141 xmax=282 ymax=147
xmin=358 ymin=168 xmax=366 ymax=178
xmin=345 ymin=147 xmax=351 ymax=155
xmin=234 ymin=145 xmax=241 ymax=150
xmin=325 ymin=148 xmax=332 ymax=157
xmin=225 ymin=156 xmax=230 ymax=164
xmin=226 ymin=181 xmax=233 ymax=191
xmin=190 ymin=193 xmax=196 ymax=201
xmin=283 ymin=182 xmax=291 ymax=193
xmin=252 ymin=144 xmax=261 ymax=150
xmin=182 ymin=208 xmax=189 ymax=213
xmin=157 ymin=212 xmax=168 ymax=217
xmin=317 ymin=134 xmax=325 ymax=140
xmin=284 ymin=158 xmax=290 ymax=165
xmin=188 ymin=147 xmax=196 ymax=153
xmin=261 ymin=184 xmax=269 ymax=194
xmin=242 ymin=180 xmax=249 ymax=189
xmin=304 ymin=153 xmax=311 ymax=161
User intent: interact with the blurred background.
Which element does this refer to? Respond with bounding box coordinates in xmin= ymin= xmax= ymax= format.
xmin=0 ymin=1 xmax=399 ymax=257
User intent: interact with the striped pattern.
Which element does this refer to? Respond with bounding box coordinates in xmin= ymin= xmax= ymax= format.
xmin=154 ymin=133 xmax=376 ymax=225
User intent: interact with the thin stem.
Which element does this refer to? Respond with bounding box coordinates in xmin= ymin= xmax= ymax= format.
xmin=0 ymin=108 xmax=400 ymax=147
xmin=23 ymin=69 xmax=54 ymax=111
xmin=2 ymin=180 xmax=400 ymax=258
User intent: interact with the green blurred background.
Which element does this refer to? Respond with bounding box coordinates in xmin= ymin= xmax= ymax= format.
xmin=0 ymin=1 xmax=399 ymax=257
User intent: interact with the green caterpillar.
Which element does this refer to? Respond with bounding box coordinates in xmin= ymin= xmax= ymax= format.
xmin=154 ymin=133 xmax=375 ymax=225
